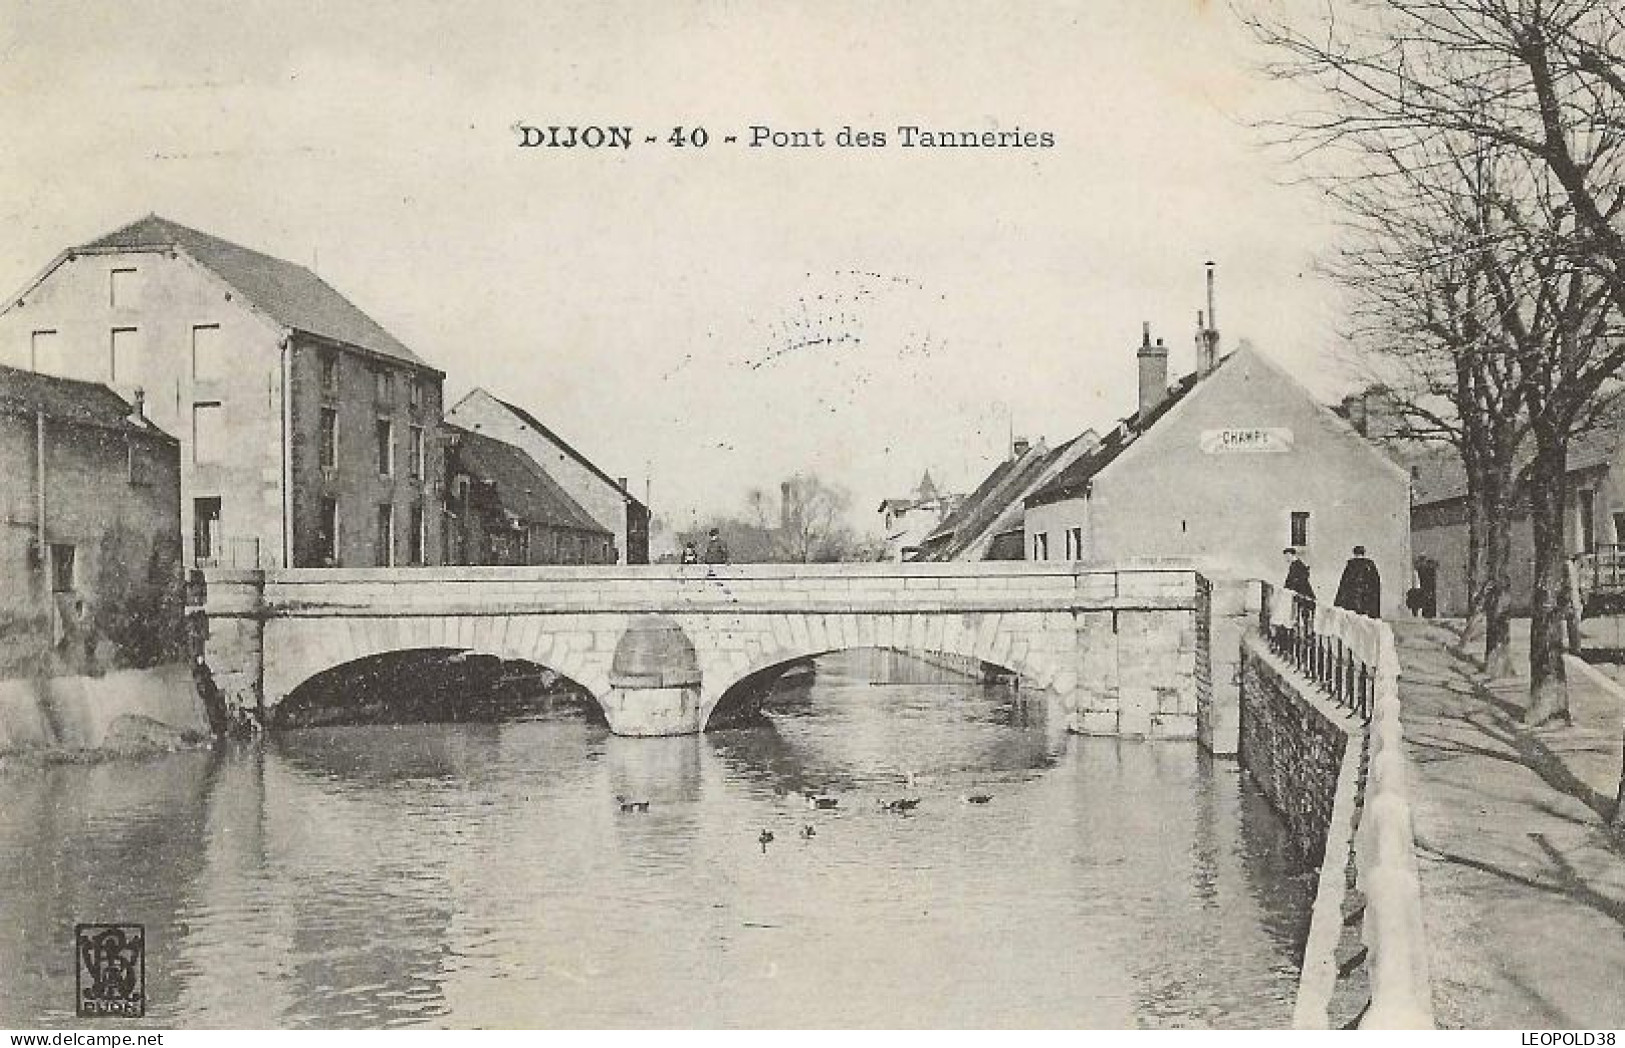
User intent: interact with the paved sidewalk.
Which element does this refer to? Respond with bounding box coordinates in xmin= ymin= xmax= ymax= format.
xmin=1393 ymin=620 xmax=1625 ymax=1029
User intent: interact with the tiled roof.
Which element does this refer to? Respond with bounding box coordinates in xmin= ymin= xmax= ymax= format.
xmin=76 ymin=215 xmax=434 ymax=370
xmin=1408 ymin=418 xmax=1625 ymax=508
xmin=489 ymin=394 xmax=646 ymax=512
xmin=1026 ymin=356 xmax=1230 ymax=508
xmin=0 ymin=364 xmax=174 ymax=441
xmin=919 ymin=457 xmax=1019 ymax=552
xmin=445 ymin=424 xmax=611 ymax=535
xmin=918 ymin=435 xmax=1092 ymax=561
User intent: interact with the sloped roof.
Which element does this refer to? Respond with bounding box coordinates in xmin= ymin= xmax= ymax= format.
xmin=1026 ymin=357 xmax=1229 ymax=508
xmin=483 ymin=393 xmax=646 ymax=512
xmin=1408 ymin=418 xmax=1625 ymax=508
xmin=74 ymin=215 xmax=435 ymax=371
xmin=445 ymin=424 xmax=611 ymax=535
xmin=0 ymin=364 xmax=175 ymax=441
xmin=919 ymin=435 xmax=1094 ymax=561
xmin=918 ymin=456 xmax=1020 ymax=553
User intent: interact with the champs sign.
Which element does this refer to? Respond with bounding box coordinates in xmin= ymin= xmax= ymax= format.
xmin=1199 ymin=428 xmax=1293 ymax=454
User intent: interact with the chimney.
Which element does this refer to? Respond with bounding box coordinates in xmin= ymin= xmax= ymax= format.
xmin=1137 ymin=323 xmax=1168 ymax=420
xmin=1197 ymin=261 xmax=1220 ymax=376
xmin=128 ymin=387 xmax=146 ymax=422
xmin=616 ymin=476 xmax=629 ymax=493
xmin=1012 ymin=436 xmax=1031 ymax=459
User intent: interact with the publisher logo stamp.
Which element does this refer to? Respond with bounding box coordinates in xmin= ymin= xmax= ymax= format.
xmin=75 ymin=923 xmax=145 ymax=1018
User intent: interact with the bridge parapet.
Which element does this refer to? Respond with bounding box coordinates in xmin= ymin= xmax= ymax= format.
xmin=198 ymin=562 xmax=1217 ymax=738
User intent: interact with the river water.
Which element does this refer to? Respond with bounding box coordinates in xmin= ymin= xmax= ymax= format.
xmin=0 ymin=650 xmax=1313 ymax=1028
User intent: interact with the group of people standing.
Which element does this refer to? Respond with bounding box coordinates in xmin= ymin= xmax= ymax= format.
xmin=680 ymin=529 xmax=730 ymax=566
xmin=1282 ymin=544 xmax=1383 ymax=620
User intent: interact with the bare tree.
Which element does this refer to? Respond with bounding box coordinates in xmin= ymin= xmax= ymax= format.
xmin=684 ymin=472 xmax=871 ymax=564
xmin=1325 ymin=130 xmax=1530 ymax=675
xmin=776 ymin=473 xmax=855 ymax=563
xmin=1243 ymin=0 xmax=1625 ymax=750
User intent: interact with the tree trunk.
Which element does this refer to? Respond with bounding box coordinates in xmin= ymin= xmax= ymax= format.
xmin=1466 ymin=467 xmax=1485 ymax=622
xmin=1524 ymin=443 xmax=1572 ymax=726
xmin=1483 ymin=493 xmax=1517 ymax=679
xmin=1613 ymin=753 xmax=1625 ymax=830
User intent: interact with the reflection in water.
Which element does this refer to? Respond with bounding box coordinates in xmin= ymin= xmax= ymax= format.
xmin=0 ymin=650 xmax=1312 ymax=1028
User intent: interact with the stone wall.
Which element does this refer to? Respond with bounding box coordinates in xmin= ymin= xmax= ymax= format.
xmin=1238 ymin=632 xmax=1351 ymax=866
xmin=1239 ymin=623 xmax=1433 ymax=1030
xmin=0 ymin=407 xmax=185 ymax=679
xmin=0 ymin=662 xmax=211 ymax=753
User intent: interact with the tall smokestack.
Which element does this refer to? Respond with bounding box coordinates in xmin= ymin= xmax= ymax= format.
xmin=1137 ymin=323 xmax=1169 ymax=421
xmin=1198 ymin=261 xmax=1220 ymax=376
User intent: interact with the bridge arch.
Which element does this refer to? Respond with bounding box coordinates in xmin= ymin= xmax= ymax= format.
xmin=260 ymin=613 xmax=624 ymax=720
xmin=704 ymin=646 xmax=1033 ymax=729
xmin=272 ymin=646 xmax=607 ymax=728
xmin=689 ymin=610 xmax=1076 ymax=731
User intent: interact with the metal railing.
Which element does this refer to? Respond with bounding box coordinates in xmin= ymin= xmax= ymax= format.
xmin=191 ymin=536 xmax=264 ymax=570
xmin=1260 ymin=581 xmax=1375 ymax=721
xmin=1581 ymin=544 xmax=1625 ymax=613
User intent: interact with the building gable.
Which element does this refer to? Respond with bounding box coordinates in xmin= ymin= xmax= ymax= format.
xmin=1094 ymin=346 xmax=1409 ymax=489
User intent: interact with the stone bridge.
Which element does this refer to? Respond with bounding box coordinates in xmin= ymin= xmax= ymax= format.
xmin=197 ymin=562 xmax=1219 ymax=738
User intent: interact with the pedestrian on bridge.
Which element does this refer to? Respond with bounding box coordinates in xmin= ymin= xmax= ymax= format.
xmin=1282 ymin=547 xmax=1316 ymax=635
xmin=705 ymin=528 xmax=729 ymax=565
xmin=1333 ymin=546 xmax=1382 ymax=619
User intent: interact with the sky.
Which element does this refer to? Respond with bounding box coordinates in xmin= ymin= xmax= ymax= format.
xmin=0 ymin=0 xmax=1350 ymax=536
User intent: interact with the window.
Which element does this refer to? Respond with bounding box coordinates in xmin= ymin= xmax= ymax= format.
xmin=192 ymin=325 xmax=224 ymax=381
xmin=374 ymin=368 xmax=393 ymax=403
xmin=319 ymin=497 xmax=340 ymax=566
xmin=193 ymin=402 xmax=224 ymax=464
xmin=109 ymin=268 xmax=138 ymax=308
xmin=110 ymin=327 xmax=140 ymax=383
xmin=1290 ymin=511 xmax=1311 ymax=549
xmin=194 ymin=497 xmax=222 ymax=563
xmin=30 ymin=330 xmax=61 ymax=374
xmin=376 ymin=418 xmax=394 ymax=476
xmin=319 ymin=408 xmax=338 ymax=469
xmin=1032 ymin=532 xmax=1049 ymax=561
xmin=320 ymin=348 xmax=339 ymax=392
xmin=1614 ymin=512 xmax=1625 ymax=545
xmin=408 ymin=425 xmax=424 ymax=479
xmin=376 ymin=503 xmax=395 ymax=567
xmin=1065 ymin=526 xmax=1084 ymax=560
xmin=409 ymin=378 xmax=423 ymax=409
xmin=1578 ymin=489 xmax=1596 ymax=553
xmin=49 ymin=544 xmax=75 ymax=592
xmin=409 ymin=503 xmax=426 ymax=565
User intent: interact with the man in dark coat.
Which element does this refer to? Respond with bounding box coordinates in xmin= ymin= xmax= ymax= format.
xmin=1283 ymin=547 xmax=1315 ymax=601
xmin=1334 ymin=545 xmax=1382 ymax=619
xmin=1282 ymin=547 xmax=1316 ymax=633
xmin=703 ymin=528 xmax=729 ymax=565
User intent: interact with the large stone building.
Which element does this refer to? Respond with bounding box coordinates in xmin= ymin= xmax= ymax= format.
xmin=445 ymin=388 xmax=649 ymax=564
xmin=443 ymin=424 xmax=616 ymax=565
xmin=0 ymin=366 xmax=183 ymax=677
xmin=1023 ymin=330 xmax=1412 ymax=616
xmin=0 ymin=215 xmax=447 ymax=569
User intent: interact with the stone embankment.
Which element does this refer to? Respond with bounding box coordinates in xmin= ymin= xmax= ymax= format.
xmin=1239 ymin=599 xmax=1432 ymax=1030
xmin=0 ymin=662 xmax=215 ymax=762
